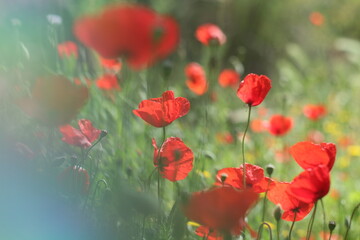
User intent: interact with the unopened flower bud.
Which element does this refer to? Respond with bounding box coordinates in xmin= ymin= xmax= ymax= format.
xmin=100 ymin=130 xmax=108 ymax=138
xmin=273 ymin=205 xmax=282 ymax=222
xmin=266 ymin=164 xmax=275 ymax=176
xmin=345 ymin=217 xmax=350 ymax=229
xmin=220 ymin=173 xmax=228 ymax=183
xmin=328 ymin=221 xmax=336 ymax=231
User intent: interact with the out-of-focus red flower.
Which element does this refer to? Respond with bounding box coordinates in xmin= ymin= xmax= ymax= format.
xmin=309 ymin=12 xmax=325 ymax=26
xmin=18 ymin=75 xmax=89 ymax=126
xmin=215 ymin=164 xmax=274 ymax=193
xmin=96 ymin=74 xmax=120 ymax=90
xmin=306 ymin=130 xmax=325 ymax=144
xmin=57 ymin=41 xmax=78 ymax=58
xmin=267 ymin=114 xmax=293 ymax=136
xmin=59 ymin=119 xmax=101 ymax=148
xmin=133 ymin=90 xmax=190 ymax=127
xmin=267 ymin=181 xmax=314 ymax=221
xmin=338 ymin=136 xmax=352 ymax=148
xmin=74 ymin=4 xmax=179 ymax=69
xmin=218 ymin=69 xmax=240 ymax=88
xmin=303 ymin=104 xmax=327 ymax=120
xmin=152 ymin=137 xmax=194 ymax=182
xmin=288 ymin=165 xmax=330 ymax=204
xmin=237 ymin=73 xmax=272 ymax=107
xmin=250 ymin=119 xmax=267 ymax=133
xmin=99 ymin=57 xmax=122 ymax=72
xmin=319 ymin=232 xmax=341 ymax=240
xmin=183 ymin=187 xmax=258 ymax=237
xmin=216 ymin=132 xmax=234 ymax=144
xmin=58 ymin=166 xmax=90 ymax=195
xmin=290 ymin=141 xmax=336 ymax=171
xmin=195 ymin=24 xmax=226 ymax=46
xmin=185 ymin=62 xmax=208 ymax=95
xmin=74 ymin=78 xmax=92 ymax=87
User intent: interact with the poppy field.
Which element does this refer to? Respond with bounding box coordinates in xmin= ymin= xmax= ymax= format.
xmin=2 ymin=1 xmax=360 ymax=240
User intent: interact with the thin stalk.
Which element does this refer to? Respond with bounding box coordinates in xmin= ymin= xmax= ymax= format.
xmin=328 ymin=232 xmax=333 ymax=240
xmin=320 ymin=199 xmax=327 ymax=240
xmin=157 ymin=127 xmax=166 ymax=223
xmin=306 ymin=201 xmax=318 ymax=240
xmin=241 ymin=105 xmax=252 ymax=188
xmin=257 ymin=222 xmax=273 ymax=240
xmin=288 ymin=212 xmax=297 ymax=240
xmin=259 ymin=179 xmax=271 ymax=238
xmin=276 ymin=219 xmax=280 ymax=240
xmin=344 ymin=202 xmax=360 ymax=240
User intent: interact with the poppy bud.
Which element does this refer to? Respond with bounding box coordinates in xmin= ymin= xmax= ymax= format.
xmin=328 ymin=221 xmax=336 ymax=231
xmin=266 ymin=164 xmax=275 ymax=176
xmin=100 ymin=130 xmax=108 ymax=138
xmin=220 ymin=173 xmax=228 ymax=183
xmin=162 ymin=60 xmax=173 ymax=79
xmin=273 ymin=205 xmax=282 ymax=222
xmin=345 ymin=217 xmax=350 ymax=229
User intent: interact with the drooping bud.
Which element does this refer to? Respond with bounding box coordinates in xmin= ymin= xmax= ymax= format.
xmin=100 ymin=130 xmax=108 ymax=138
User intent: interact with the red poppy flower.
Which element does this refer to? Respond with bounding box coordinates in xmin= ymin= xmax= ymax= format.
xmin=288 ymin=165 xmax=330 ymax=204
xmin=133 ymin=90 xmax=190 ymax=127
xmin=218 ymin=69 xmax=240 ymax=88
xmin=58 ymin=166 xmax=90 ymax=195
xmin=183 ymin=187 xmax=258 ymax=236
xmin=267 ymin=181 xmax=314 ymax=221
xmin=267 ymin=114 xmax=293 ymax=136
xmin=99 ymin=57 xmax=122 ymax=72
xmin=74 ymin=4 xmax=179 ymax=69
xmin=57 ymin=41 xmax=78 ymax=58
xmin=303 ymin=104 xmax=327 ymax=120
xmin=96 ymin=74 xmax=120 ymax=90
xmin=236 ymin=73 xmax=272 ymax=106
xmin=185 ymin=62 xmax=208 ymax=95
xmin=215 ymin=164 xmax=274 ymax=193
xmin=195 ymin=24 xmax=226 ymax=46
xmin=152 ymin=137 xmax=193 ymax=182
xmin=18 ymin=75 xmax=89 ymax=126
xmin=290 ymin=141 xmax=337 ymax=171
xmin=59 ymin=119 xmax=101 ymax=148
xmin=309 ymin=12 xmax=325 ymax=26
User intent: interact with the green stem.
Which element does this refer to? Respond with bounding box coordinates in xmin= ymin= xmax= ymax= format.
xmin=320 ymin=199 xmax=327 ymax=240
xmin=157 ymin=127 xmax=166 ymax=223
xmin=306 ymin=201 xmax=318 ymax=240
xmin=328 ymin=232 xmax=333 ymax=240
xmin=276 ymin=219 xmax=280 ymax=240
xmin=242 ymin=105 xmax=252 ymax=188
xmin=344 ymin=202 xmax=360 ymax=240
xmin=259 ymin=179 xmax=271 ymax=238
xmin=288 ymin=212 xmax=297 ymax=240
xmin=257 ymin=222 xmax=273 ymax=240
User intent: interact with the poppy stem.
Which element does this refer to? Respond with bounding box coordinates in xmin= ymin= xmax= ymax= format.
xmin=288 ymin=212 xmax=297 ymax=240
xmin=306 ymin=201 xmax=318 ymax=240
xmin=157 ymin=127 xmax=166 ymax=223
xmin=256 ymin=222 xmax=273 ymax=240
xmin=259 ymin=179 xmax=271 ymax=238
xmin=276 ymin=219 xmax=281 ymax=240
xmin=320 ymin=199 xmax=327 ymax=240
xmin=242 ymin=105 xmax=252 ymax=188
xmin=344 ymin=202 xmax=360 ymax=240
